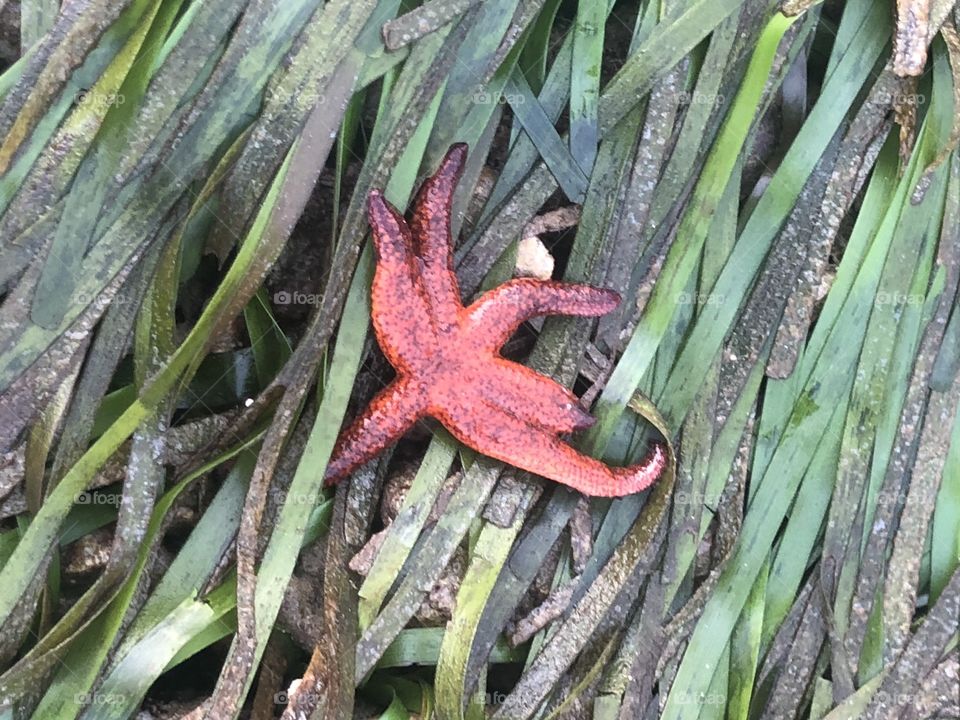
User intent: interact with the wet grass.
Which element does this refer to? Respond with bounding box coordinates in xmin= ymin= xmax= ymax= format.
xmin=0 ymin=0 xmax=957 ymax=718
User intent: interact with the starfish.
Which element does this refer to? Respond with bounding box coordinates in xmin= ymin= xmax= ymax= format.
xmin=323 ymin=144 xmax=666 ymax=497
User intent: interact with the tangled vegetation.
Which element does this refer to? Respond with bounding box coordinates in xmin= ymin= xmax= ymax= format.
xmin=0 ymin=0 xmax=957 ymax=718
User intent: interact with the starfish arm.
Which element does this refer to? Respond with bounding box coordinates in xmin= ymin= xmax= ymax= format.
xmin=324 ymin=376 xmax=427 ymax=484
xmin=482 ymin=358 xmax=595 ymax=434
xmin=368 ymin=190 xmax=438 ymax=370
xmin=410 ymin=144 xmax=468 ymax=326
xmin=369 ymin=190 xmax=414 ymax=266
xmin=463 ymin=278 xmax=620 ymax=350
xmin=435 ymin=400 xmax=667 ymax=497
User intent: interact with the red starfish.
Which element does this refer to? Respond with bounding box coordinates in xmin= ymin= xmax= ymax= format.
xmin=323 ymin=144 xmax=666 ymax=497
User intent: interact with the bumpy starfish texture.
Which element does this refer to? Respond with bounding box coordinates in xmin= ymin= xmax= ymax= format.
xmin=323 ymin=144 xmax=666 ymax=497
